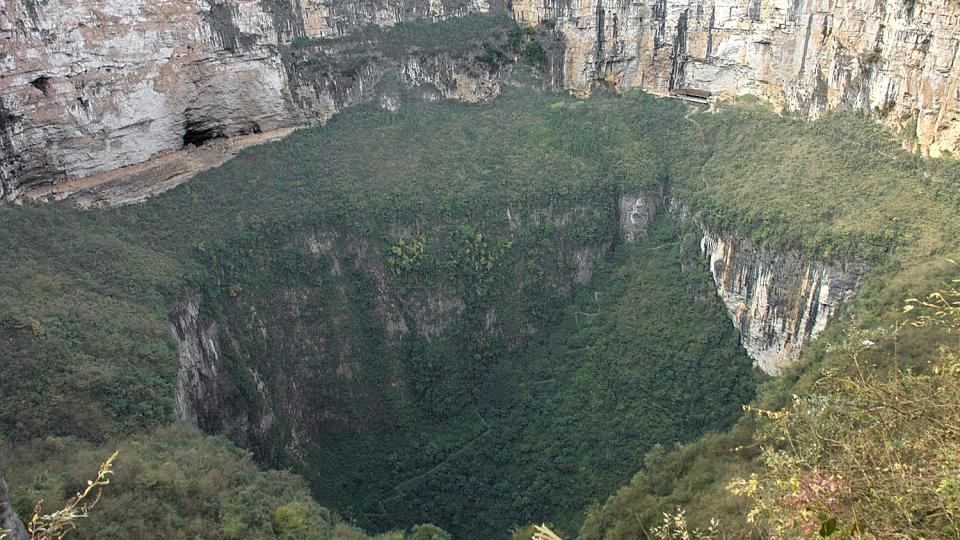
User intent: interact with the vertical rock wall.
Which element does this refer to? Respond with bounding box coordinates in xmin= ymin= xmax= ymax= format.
xmin=4 ymin=0 xmax=960 ymax=201
xmin=0 ymin=475 xmax=27 ymax=540
xmin=699 ymin=229 xmax=869 ymax=374
xmin=621 ymin=190 xmax=869 ymax=374
xmin=0 ymin=0 xmax=298 ymax=201
xmin=512 ymin=0 xmax=960 ymax=156
xmin=0 ymin=0 xmax=498 ymax=202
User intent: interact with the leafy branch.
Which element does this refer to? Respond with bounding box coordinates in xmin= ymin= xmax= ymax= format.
xmin=26 ymin=451 xmax=118 ymax=540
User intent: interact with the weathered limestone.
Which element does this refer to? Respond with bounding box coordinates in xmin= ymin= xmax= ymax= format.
xmin=513 ymin=0 xmax=960 ymax=156
xmin=0 ymin=475 xmax=28 ymax=540
xmin=700 ymin=229 xmax=869 ymax=374
xmin=621 ymin=189 xmax=868 ymax=375
xmin=0 ymin=0 xmax=297 ymax=201
xmin=4 ymin=0 xmax=959 ymax=202
xmin=300 ymin=0 xmax=493 ymax=37
xmin=619 ymin=190 xmax=661 ymax=243
xmin=0 ymin=0 xmax=499 ymax=203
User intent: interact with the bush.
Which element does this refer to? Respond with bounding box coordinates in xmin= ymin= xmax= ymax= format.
xmin=730 ymin=280 xmax=960 ymax=538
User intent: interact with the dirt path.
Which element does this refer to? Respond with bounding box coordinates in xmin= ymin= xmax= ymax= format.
xmin=366 ymin=410 xmax=492 ymax=523
xmin=19 ymin=126 xmax=302 ymax=208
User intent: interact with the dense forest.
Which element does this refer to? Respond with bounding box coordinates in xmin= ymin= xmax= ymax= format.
xmin=3 ymin=15 xmax=960 ymax=539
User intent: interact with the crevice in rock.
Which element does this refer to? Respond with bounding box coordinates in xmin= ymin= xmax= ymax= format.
xmin=29 ymin=75 xmax=51 ymax=95
xmin=182 ymin=119 xmax=227 ymax=148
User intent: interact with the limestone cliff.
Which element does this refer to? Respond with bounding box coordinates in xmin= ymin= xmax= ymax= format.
xmin=0 ymin=475 xmax=27 ymax=540
xmin=620 ymin=190 xmax=868 ymax=375
xmin=170 ymin=296 xmax=272 ymax=449
xmin=5 ymin=0 xmax=959 ymax=201
xmin=0 ymin=0 xmax=501 ymax=203
xmin=700 ymin=229 xmax=869 ymax=374
xmin=512 ymin=0 xmax=960 ymax=156
xmin=1 ymin=0 xmax=296 ymax=201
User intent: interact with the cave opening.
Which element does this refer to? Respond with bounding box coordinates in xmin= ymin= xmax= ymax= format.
xmin=29 ymin=75 xmax=51 ymax=95
xmin=182 ymin=120 xmax=226 ymax=148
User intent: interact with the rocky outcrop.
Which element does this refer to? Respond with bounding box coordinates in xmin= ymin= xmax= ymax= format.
xmin=0 ymin=475 xmax=28 ymax=540
xmin=620 ymin=190 xmax=868 ymax=374
xmin=619 ymin=189 xmax=662 ymax=243
xmin=699 ymin=230 xmax=869 ymax=374
xmin=1 ymin=0 xmax=297 ymax=202
xmin=298 ymin=0 xmax=495 ymax=38
xmin=0 ymin=0 xmax=502 ymax=203
xmin=283 ymin=44 xmax=509 ymax=125
xmin=513 ymin=0 xmax=960 ymax=156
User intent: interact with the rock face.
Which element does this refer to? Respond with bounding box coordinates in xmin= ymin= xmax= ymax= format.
xmin=0 ymin=0 xmax=501 ymax=202
xmin=4 ymin=0 xmax=960 ymax=200
xmin=699 ymin=229 xmax=869 ymax=374
xmin=1 ymin=0 xmax=297 ymax=201
xmin=619 ymin=189 xmax=662 ymax=243
xmin=0 ymin=475 xmax=28 ymax=540
xmin=512 ymin=0 xmax=960 ymax=156
xmin=621 ymin=190 xmax=869 ymax=375
xmin=171 ymin=294 xmax=293 ymax=459
xmin=298 ymin=0 xmax=496 ymax=37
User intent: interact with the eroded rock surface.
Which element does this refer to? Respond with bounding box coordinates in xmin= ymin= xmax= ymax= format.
xmin=0 ymin=0 xmax=500 ymax=203
xmin=0 ymin=475 xmax=27 ymax=540
xmin=513 ymin=0 xmax=960 ymax=156
xmin=4 ymin=0 xmax=959 ymax=201
xmin=700 ymin=229 xmax=869 ymax=374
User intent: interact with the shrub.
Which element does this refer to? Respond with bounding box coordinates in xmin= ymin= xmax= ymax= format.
xmin=730 ymin=279 xmax=960 ymax=538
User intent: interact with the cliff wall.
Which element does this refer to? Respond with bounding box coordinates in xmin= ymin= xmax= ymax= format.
xmin=0 ymin=0 xmax=499 ymax=202
xmin=512 ymin=0 xmax=960 ymax=156
xmin=4 ymin=0 xmax=959 ymax=201
xmin=699 ymin=229 xmax=869 ymax=374
xmin=0 ymin=475 xmax=27 ymax=540
xmin=620 ymin=191 xmax=869 ymax=374
xmin=170 ymin=202 xmax=615 ymax=464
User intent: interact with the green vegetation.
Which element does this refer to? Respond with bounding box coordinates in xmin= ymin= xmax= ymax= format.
xmin=727 ymin=281 xmax=960 ymax=539
xmin=0 ymin=88 xmax=667 ymax=446
xmin=293 ymin=13 xmax=529 ymax=75
xmin=0 ymin=88 xmax=741 ymax=537
xmin=2 ymin=68 xmax=960 ymax=539
xmin=316 ymin=215 xmax=756 ymax=536
xmin=0 ymin=425 xmax=417 ymax=539
xmin=293 ymin=13 xmax=518 ymax=57
xmin=673 ymin=100 xmax=960 ymax=262
xmin=578 ymin=101 xmax=960 ymax=538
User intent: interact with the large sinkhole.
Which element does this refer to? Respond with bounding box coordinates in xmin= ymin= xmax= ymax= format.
xmin=1 ymin=89 xmax=761 ymax=539
xmin=173 ymin=204 xmax=756 ymax=537
xmin=166 ymin=94 xmax=758 ymax=537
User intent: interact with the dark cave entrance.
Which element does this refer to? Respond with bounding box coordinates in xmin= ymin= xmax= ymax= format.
xmin=182 ymin=120 xmax=226 ymax=148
